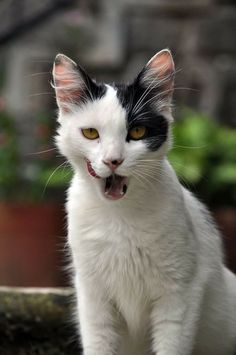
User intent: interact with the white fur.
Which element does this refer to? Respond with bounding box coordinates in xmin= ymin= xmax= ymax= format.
xmin=56 ymin=85 xmax=236 ymax=355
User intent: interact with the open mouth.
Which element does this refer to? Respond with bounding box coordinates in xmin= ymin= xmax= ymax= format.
xmin=104 ymin=174 xmax=128 ymax=200
xmin=86 ymin=160 xmax=128 ymax=200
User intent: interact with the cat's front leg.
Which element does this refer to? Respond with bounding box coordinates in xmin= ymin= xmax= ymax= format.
xmin=150 ymin=292 xmax=195 ymax=355
xmin=75 ymin=277 xmax=120 ymax=355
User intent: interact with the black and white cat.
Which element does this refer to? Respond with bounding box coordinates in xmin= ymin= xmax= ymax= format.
xmin=52 ymin=49 xmax=236 ymax=355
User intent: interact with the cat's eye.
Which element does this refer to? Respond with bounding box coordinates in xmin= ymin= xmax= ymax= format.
xmin=128 ymin=126 xmax=147 ymax=140
xmin=81 ymin=128 xmax=99 ymax=140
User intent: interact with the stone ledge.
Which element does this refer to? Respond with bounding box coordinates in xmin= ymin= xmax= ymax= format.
xmin=0 ymin=287 xmax=81 ymax=354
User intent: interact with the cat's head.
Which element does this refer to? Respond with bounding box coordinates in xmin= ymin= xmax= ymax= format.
xmin=52 ymin=49 xmax=175 ymax=201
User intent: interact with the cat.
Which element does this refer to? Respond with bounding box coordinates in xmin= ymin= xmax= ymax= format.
xmin=52 ymin=49 xmax=236 ymax=355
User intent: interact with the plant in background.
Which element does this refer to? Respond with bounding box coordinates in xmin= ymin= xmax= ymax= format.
xmin=169 ymin=109 xmax=236 ymax=207
xmin=0 ymin=110 xmax=20 ymax=200
xmin=1 ymin=106 xmax=235 ymax=206
xmin=25 ymin=111 xmax=72 ymax=201
xmin=0 ymin=108 xmax=72 ymax=202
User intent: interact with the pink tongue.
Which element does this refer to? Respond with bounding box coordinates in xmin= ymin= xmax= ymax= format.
xmin=105 ymin=175 xmax=128 ymax=200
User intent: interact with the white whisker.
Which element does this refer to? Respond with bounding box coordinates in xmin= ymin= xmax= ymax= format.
xmin=42 ymin=161 xmax=68 ymax=197
xmin=28 ymin=92 xmax=53 ymax=97
xmin=27 ymin=148 xmax=56 ymax=156
xmin=25 ymin=72 xmax=51 ymax=78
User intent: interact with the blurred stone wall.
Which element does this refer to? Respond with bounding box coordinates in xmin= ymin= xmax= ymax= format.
xmin=78 ymin=0 xmax=236 ymax=126
xmin=2 ymin=0 xmax=236 ymax=161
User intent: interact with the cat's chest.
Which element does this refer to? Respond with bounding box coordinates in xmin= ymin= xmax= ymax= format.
xmin=77 ymin=236 xmax=156 ymax=332
xmin=70 ymin=208 xmax=167 ymax=289
xmin=69 ymin=202 xmax=184 ymax=302
xmin=70 ymin=210 xmax=176 ymax=331
xmin=69 ymin=202 xmax=161 ymax=249
xmin=74 ymin=229 xmax=164 ymax=306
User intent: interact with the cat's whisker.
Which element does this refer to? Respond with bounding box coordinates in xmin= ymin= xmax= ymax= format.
xmin=135 ymin=165 xmax=163 ymax=173
xmin=172 ymin=144 xmax=209 ymax=149
xmin=135 ymin=166 xmax=172 ymax=189
xmin=133 ymin=169 xmax=162 ymax=188
xmin=28 ymin=92 xmax=53 ymax=97
xmin=27 ymin=148 xmax=57 ymax=155
xmin=138 ymin=158 xmax=162 ymax=162
xmin=25 ymin=71 xmax=51 ymax=78
xmin=132 ymin=171 xmax=151 ymax=190
xmin=41 ymin=160 xmax=68 ymax=197
xmin=132 ymin=171 xmax=147 ymax=187
xmin=136 ymin=160 xmax=164 ymax=167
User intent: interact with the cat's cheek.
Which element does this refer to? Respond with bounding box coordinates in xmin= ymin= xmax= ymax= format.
xmin=124 ymin=141 xmax=149 ymax=164
xmin=127 ymin=139 xmax=149 ymax=152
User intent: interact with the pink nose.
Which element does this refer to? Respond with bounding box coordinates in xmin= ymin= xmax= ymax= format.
xmin=103 ymin=159 xmax=124 ymax=171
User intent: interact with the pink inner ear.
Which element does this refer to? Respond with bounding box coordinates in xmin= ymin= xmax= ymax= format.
xmin=146 ymin=51 xmax=175 ymax=100
xmin=54 ymin=63 xmax=67 ymax=76
xmin=54 ymin=63 xmax=80 ymax=90
xmin=53 ymin=62 xmax=82 ymax=110
xmin=149 ymin=51 xmax=174 ymax=79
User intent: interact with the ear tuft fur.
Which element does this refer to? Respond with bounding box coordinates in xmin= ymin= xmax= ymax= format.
xmin=143 ymin=49 xmax=175 ymax=92
xmin=138 ymin=49 xmax=175 ymax=115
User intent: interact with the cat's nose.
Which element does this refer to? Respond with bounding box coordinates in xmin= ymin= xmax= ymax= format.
xmin=103 ymin=159 xmax=124 ymax=171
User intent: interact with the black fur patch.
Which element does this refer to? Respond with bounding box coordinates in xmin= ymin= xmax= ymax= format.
xmin=115 ymin=76 xmax=169 ymax=151
xmin=78 ymin=65 xmax=107 ymax=102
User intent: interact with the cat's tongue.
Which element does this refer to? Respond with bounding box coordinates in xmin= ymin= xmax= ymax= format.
xmin=104 ymin=174 xmax=128 ymax=200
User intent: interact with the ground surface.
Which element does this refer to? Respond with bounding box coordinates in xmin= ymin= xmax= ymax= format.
xmin=0 ymin=287 xmax=81 ymax=354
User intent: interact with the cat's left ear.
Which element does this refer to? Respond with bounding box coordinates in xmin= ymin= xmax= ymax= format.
xmin=138 ymin=49 xmax=175 ymax=117
xmin=52 ymin=53 xmax=90 ymax=114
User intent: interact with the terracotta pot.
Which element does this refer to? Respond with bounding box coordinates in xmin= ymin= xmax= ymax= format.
xmin=214 ymin=208 xmax=236 ymax=274
xmin=0 ymin=203 xmax=66 ymax=287
xmin=1 ymin=203 xmax=234 ymax=286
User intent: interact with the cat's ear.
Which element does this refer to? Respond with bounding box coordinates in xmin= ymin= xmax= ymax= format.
xmin=138 ymin=49 xmax=175 ymax=114
xmin=52 ymin=54 xmax=89 ymax=114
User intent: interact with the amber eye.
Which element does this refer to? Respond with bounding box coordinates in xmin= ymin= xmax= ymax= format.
xmin=128 ymin=126 xmax=147 ymax=140
xmin=81 ymin=128 xmax=99 ymax=140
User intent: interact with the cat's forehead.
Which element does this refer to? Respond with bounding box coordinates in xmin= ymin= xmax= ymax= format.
xmin=79 ymin=84 xmax=127 ymax=131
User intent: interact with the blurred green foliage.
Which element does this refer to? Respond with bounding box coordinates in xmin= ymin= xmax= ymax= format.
xmin=0 ymin=111 xmax=20 ymax=199
xmin=0 ymin=111 xmax=72 ymax=201
xmin=1 ymin=108 xmax=235 ymax=206
xmin=31 ymin=112 xmax=72 ymax=200
xmin=169 ymin=109 xmax=236 ymax=207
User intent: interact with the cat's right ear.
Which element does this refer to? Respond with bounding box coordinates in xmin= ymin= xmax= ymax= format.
xmin=52 ymin=54 xmax=87 ymax=114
